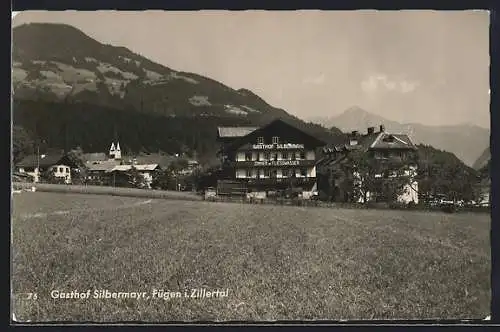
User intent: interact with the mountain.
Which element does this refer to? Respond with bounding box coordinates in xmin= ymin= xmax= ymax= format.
xmin=472 ymin=146 xmax=490 ymax=170
xmin=309 ymin=106 xmax=490 ymax=167
xmin=12 ymin=23 xmax=344 ymax=161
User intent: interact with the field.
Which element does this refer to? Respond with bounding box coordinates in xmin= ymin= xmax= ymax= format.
xmin=11 ymin=192 xmax=491 ymax=322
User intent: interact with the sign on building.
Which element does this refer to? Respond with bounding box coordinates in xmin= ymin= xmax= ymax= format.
xmin=252 ymin=143 xmax=305 ymax=150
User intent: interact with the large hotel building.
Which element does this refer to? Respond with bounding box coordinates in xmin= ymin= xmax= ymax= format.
xmin=216 ymin=119 xmax=326 ymax=197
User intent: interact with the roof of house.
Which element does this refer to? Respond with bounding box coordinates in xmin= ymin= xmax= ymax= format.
xmin=16 ymin=152 xmax=65 ymax=168
xmin=82 ymin=152 xmax=108 ymax=163
xmin=217 ymin=126 xmax=259 ymax=138
xmin=108 ymin=165 xmax=133 ymax=173
xmin=122 ymin=154 xmax=176 ymax=169
xmin=87 ymin=160 xmax=121 ymax=172
xmin=107 ymin=164 xmax=160 ymax=173
xmin=223 ymin=119 xmax=326 ymax=151
xmin=324 ymin=129 xmax=416 ymax=153
xmin=133 ymin=164 xmax=160 ymax=171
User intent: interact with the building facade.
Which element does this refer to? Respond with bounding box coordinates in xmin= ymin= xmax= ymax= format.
xmin=15 ymin=151 xmax=79 ymax=183
xmin=217 ymin=119 xmax=326 ymax=198
xmin=317 ymin=125 xmax=419 ymax=204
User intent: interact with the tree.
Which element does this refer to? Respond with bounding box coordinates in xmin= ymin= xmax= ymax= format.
xmin=127 ymin=166 xmax=147 ymax=188
xmin=168 ymin=158 xmax=189 ymax=175
xmin=12 ymin=126 xmax=34 ymax=164
xmin=151 ymin=169 xmax=174 ymax=190
xmin=343 ymin=150 xmax=380 ymax=203
xmin=416 ymin=144 xmax=478 ymax=202
xmin=336 ymin=150 xmax=416 ymax=204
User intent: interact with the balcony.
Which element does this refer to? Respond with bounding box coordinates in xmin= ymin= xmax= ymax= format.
xmin=245 ymin=177 xmax=316 ymax=186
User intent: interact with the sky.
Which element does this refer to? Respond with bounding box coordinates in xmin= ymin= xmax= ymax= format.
xmin=12 ymin=10 xmax=490 ymax=128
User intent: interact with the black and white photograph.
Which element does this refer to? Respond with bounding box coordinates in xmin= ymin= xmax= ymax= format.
xmin=11 ymin=10 xmax=491 ymax=322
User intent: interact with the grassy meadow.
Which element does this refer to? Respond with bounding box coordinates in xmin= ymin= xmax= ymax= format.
xmin=11 ymin=192 xmax=490 ymax=322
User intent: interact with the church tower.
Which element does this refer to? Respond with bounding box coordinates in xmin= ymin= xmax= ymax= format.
xmin=114 ymin=142 xmax=122 ymax=160
xmin=109 ymin=142 xmax=116 ymax=159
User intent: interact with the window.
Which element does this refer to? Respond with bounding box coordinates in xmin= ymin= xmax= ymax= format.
xmin=257 ymin=137 xmax=265 ymax=145
xmin=245 ymin=152 xmax=253 ymax=161
xmin=66 ymin=167 xmax=70 ymax=173
xmin=246 ymin=169 xmax=252 ymax=177
xmin=301 ymin=168 xmax=307 ymax=177
xmin=290 ymin=169 xmax=296 ymax=177
xmin=272 ymin=136 xmax=279 ymax=144
xmin=264 ymin=169 xmax=271 ymax=177
xmin=59 ymin=167 xmax=63 ymax=173
xmin=273 ymin=153 xmax=278 ymax=161
xmin=264 ymin=152 xmax=270 ymax=160
xmin=256 ymin=153 xmax=261 ymax=161
xmin=300 ymin=151 xmax=306 ymax=160
xmin=291 ymin=153 xmax=296 ymax=161
xmin=282 ymin=152 xmax=288 ymax=160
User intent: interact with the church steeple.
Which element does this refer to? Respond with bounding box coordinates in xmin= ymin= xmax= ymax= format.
xmin=109 ymin=142 xmax=116 ymax=159
xmin=114 ymin=142 xmax=122 ymax=160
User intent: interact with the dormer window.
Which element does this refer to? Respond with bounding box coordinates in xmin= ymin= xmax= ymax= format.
xmin=383 ymin=135 xmax=396 ymax=143
xmin=257 ymin=137 xmax=265 ymax=145
xmin=272 ymin=136 xmax=280 ymax=144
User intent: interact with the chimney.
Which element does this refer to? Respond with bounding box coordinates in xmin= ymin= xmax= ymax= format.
xmin=367 ymin=127 xmax=375 ymax=135
xmin=380 ymin=124 xmax=385 ymax=132
xmin=351 ymin=130 xmax=359 ymax=137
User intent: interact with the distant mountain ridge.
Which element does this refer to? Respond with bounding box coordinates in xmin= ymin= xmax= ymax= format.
xmin=472 ymin=147 xmax=490 ymax=170
xmin=11 ymin=23 xmax=344 ymax=159
xmin=309 ymin=106 xmax=490 ymax=167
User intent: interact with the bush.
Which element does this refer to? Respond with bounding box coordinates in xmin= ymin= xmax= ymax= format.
xmin=441 ymin=204 xmax=457 ymax=214
xmin=407 ymin=201 xmax=417 ymax=209
xmin=317 ymin=190 xmax=329 ymax=202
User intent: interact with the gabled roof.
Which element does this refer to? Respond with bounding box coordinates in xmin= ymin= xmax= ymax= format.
xmin=324 ymin=130 xmax=416 ymax=152
xmin=82 ymin=152 xmax=108 ymax=163
xmin=108 ymin=165 xmax=133 ymax=173
xmin=224 ymin=119 xmax=326 ymax=151
xmin=87 ymin=160 xmax=120 ymax=172
xmin=16 ymin=152 xmax=65 ymax=168
xmin=107 ymin=164 xmax=161 ymax=173
xmin=217 ymin=126 xmax=259 ymax=138
xmin=124 ymin=154 xmax=176 ymax=169
xmin=133 ymin=164 xmax=160 ymax=171
xmin=369 ymin=132 xmax=416 ymax=150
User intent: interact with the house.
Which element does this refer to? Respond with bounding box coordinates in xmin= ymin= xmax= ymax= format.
xmin=15 ymin=150 xmax=80 ymax=183
xmin=317 ymin=125 xmax=419 ymax=204
xmin=82 ymin=152 xmax=108 ymax=165
xmin=129 ymin=164 xmax=161 ymax=188
xmin=86 ymin=159 xmax=121 ymax=183
xmin=177 ymin=160 xmax=201 ymax=176
xmin=216 ymin=119 xmax=326 ymax=199
xmin=105 ymin=164 xmax=161 ymax=188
